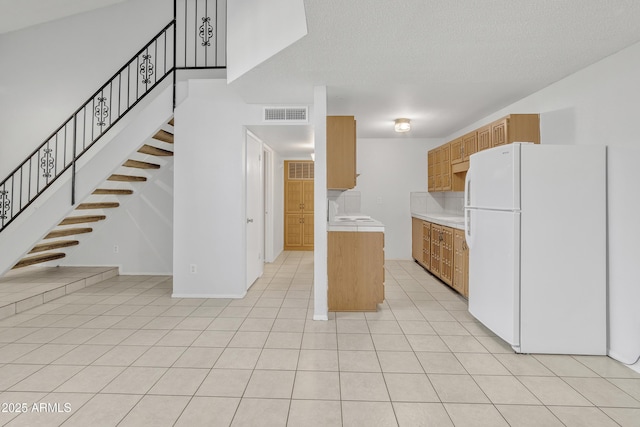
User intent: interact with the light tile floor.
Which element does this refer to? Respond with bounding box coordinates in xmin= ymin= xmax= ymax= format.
xmin=0 ymin=251 xmax=638 ymax=426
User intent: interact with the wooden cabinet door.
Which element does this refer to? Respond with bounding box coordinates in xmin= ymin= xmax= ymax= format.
xmin=453 ymin=229 xmax=466 ymax=295
xmin=302 ymin=214 xmax=314 ymax=247
xmin=284 ymin=161 xmax=314 ymax=251
xmin=440 ymin=226 xmax=453 ymax=286
xmin=430 ymin=224 xmax=442 ymax=277
xmin=462 ymin=132 xmax=477 ymax=162
xmin=427 ymin=150 xmax=436 ymax=192
xmin=286 ymin=181 xmax=303 ymax=213
xmin=327 ymin=116 xmax=356 ymax=189
xmin=328 ymin=231 xmax=384 ymax=311
xmin=491 ymin=118 xmax=508 ymax=147
xmin=302 ymin=181 xmax=314 ymax=213
xmin=422 ymin=222 xmax=431 ymax=269
xmin=440 ymin=145 xmax=452 ymax=191
xmin=450 ymin=138 xmax=463 ymax=165
xmin=412 ymin=218 xmax=423 ymax=263
xmin=285 ymin=214 xmax=303 ymax=247
xmin=477 ymin=125 xmax=491 ymax=152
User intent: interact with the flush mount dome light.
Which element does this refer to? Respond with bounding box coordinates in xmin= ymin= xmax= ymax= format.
xmin=394 ymin=118 xmax=411 ymax=133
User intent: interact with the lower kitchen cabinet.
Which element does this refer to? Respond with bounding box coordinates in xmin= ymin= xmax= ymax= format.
xmin=453 ymin=228 xmax=469 ymax=297
xmin=411 ymin=218 xmax=423 ymax=263
xmin=411 ymin=218 xmax=467 ymax=297
xmin=328 ymin=231 xmax=384 ymax=311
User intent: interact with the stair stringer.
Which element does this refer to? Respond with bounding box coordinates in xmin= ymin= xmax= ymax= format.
xmin=0 ymin=84 xmax=174 ymax=277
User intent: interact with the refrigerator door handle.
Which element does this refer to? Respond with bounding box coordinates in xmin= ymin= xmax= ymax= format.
xmin=464 ymin=166 xmax=472 ymax=207
xmin=464 ymin=208 xmax=474 ymax=249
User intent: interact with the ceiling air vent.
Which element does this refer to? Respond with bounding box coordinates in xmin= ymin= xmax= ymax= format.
xmin=263 ymin=106 xmax=308 ymax=122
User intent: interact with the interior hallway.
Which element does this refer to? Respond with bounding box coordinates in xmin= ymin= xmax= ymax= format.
xmin=0 ymin=252 xmax=638 ymax=426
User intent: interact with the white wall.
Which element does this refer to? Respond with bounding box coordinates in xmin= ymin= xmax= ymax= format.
xmin=445 ymin=42 xmax=640 ymax=148
xmin=226 ymin=0 xmax=307 ymax=83
xmin=354 ymin=137 xmax=442 ymax=259
xmin=61 ymin=153 xmax=174 ymax=275
xmin=0 ymin=0 xmax=172 ymax=178
xmin=173 ymin=79 xmax=263 ymax=298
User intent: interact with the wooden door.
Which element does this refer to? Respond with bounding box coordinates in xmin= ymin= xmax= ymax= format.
xmin=453 ymin=229 xmax=466 ymax=295
xmin=450 ymin=138 xmax=463 ymax=165
xmin=286 ymin=181 xmax=303 ymax=213
xmin=412 ymin=218 xmax=423 ymax=263
xmin=327 ymin=116 xmax=356 ymax=189
xmin=440 ymin=144 xmax=452 ymax=191
xmin=491 ymin=118 xmax=508 ymax=147
xmin=302 ymin=214 xmax=314 ymax=248
xmin=462 ymin=132 xmax=477 ymax=162
xmin=477 ymin=125 xmax=491 ymax=152
xmin=285 ymin=214 xmax=303 ymax=247
xmin=422 ymin=222 xmax=431 ymax=269
xmin=440 ymin=226 xmax=453 ymax=286
xmin=302 ymin=181 xmax=314 ymax=213
xmin=427 ymin=150 xmax=436 ymax=192
xmin=430 ymin=224 xmax=442 ymax=277
xmin=284 ymin=161 xmax=314 ymax=251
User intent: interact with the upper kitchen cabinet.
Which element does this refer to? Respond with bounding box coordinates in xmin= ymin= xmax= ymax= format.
xmin=427 ymin=150 xmax=436 ymax=192
xmin=428 ymin=113 xmax=539 ymax=189
xmin=477 ymin=124 xmax=491 ymax=152
xmin=450 ymin=137 xmax=464 ymax=165
xmin=327 ymin=116 xmax=357 ymax=190
xmin=428 ymin=143 xmax=464 ymax=193
xmin=490 ymin=114 xmax=540 ymax=148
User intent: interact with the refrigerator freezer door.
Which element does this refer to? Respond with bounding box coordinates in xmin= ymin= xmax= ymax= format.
xmin=466 ymin=144 xmax=520 ymax=210
xmin=467 ymin=208 xmax=521 ymax=349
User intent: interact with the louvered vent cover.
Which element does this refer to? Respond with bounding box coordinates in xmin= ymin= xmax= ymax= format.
xmin=264 ymin=106 xmax=308 ymax=122
xmin=288 ymin=162 xmax=314 ymax=180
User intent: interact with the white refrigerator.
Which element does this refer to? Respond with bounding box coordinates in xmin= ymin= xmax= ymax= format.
xmin=464 ymin=143 xmax=607 ymax=355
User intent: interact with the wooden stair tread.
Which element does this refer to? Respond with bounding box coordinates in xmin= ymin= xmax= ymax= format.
xmin=153 ymin=129 xmax=174 ymax=144
xmin=138 ymin=144 xmax=173 ymax=157
xmin=93 ymin=189 xmax=133 ymax=195
xmin=76 ymin=202 xmax=120 ymax=210
xmin=29 ymin=240 xmax=79 ymax=254
xmin=168 ymin=118 xmax=174 ymax=126
xmin=123 ymin=159 xmax=161 ymax=169
xmin=59 ymin=215 xmax=106 ymax=225
xmin=45 ymin=227 xmax=93 ymax=239
xmin=14 ymin=253 xmax=66 ymax=269
xmin=108 ymin=174 xmax=147 ymax=182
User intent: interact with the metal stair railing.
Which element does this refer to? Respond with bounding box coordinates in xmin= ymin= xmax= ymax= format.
xmin=0 ymin=0 xmax=225 ymax=233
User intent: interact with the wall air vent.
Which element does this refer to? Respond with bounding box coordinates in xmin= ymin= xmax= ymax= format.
xmin=263 ymin=106 xmax=308 ymax=122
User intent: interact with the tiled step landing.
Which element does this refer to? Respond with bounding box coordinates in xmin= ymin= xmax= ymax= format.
xmin=0 ymin=266 xmax=118 ymax=320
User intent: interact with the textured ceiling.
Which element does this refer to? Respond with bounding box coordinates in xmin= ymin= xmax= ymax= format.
xmin=4 ymin=0 xmax=640 ymax=155
xmin=232 ymin=0 xmax=640 ymax=152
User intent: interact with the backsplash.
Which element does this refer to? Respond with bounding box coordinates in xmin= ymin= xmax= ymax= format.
xmin=410 ymin=191 xmax=464 ymax=216
xmin=328 ymin=190 xmax=362 ymax=221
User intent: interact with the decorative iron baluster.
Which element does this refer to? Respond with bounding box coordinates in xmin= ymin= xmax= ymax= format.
xmin=0 ymin=190 xmax=10 ymax=219
xmin=140 ymin=54 xmax=154 ymax=84
xmin=40 ymin=149 xmax=55 ymax=178
xmin=199 ymin=17 xmax=213 ymax=46
xmin=94 ymin=96 xmax=109 ymax=127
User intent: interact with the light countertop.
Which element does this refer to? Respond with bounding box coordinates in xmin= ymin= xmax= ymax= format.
xmin=412 ymin=213 xmax=465 ymax=230
xmin=328 ymin=215 xmax=385 ymax=232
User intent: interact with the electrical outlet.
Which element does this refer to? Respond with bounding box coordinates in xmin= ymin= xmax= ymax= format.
xmin=113 ymin=245 xmax=119 ymax=254
xmin=190 ymin=264 xmax=197 ymax=274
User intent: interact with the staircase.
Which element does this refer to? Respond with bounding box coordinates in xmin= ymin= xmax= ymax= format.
xmin=12 ymin=123 xmax=174 ymax=269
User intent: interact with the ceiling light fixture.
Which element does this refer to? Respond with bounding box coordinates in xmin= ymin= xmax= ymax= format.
xmin=394 ymin=118 xmax=411 ymax=133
